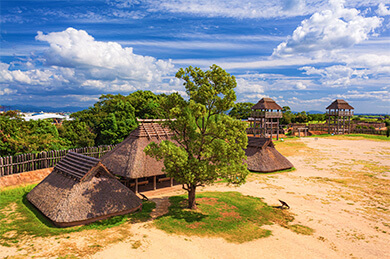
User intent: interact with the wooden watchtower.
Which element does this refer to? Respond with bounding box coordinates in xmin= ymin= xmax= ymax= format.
xmin=249 ymin=98 xmax=283 ymax=140
xmin=326 ymin=99 xmax=354 ymax=135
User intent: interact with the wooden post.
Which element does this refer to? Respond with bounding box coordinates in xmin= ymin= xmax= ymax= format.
xmin=277 ymin=116 xmax=279 ymax=140
xmin=153 ymin=176 xmax=156 ymax=190
xmin=135 ymin=178 xmax=138 ymax=193
xmin=270 ymin=117 xmax=273 ymax=139
xmin=0 ymin=157 xmax=3 ymax=176
xmin=170 ymin=177 xmax=173 ymax=187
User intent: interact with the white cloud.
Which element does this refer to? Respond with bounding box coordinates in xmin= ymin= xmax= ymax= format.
xmin=36 ymin=28 xmax=174 ymax=83
xmin=273 ymin=1 xmax=382 ymax=57
xmin=295 ymin=82 xmax=307 ymax=89
xmin=235 ymin=78 xmax=265 ymax=94
xmin=300 ymin=65 xmax=368 ymax=87
xmin=377 ymin=3 xmax=390 ymax=16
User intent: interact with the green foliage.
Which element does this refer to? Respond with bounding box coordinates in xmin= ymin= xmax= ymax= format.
xmin=71 ymin=94 xmax=138 ymax=146
xmin=154 ymin=192 xmax=313 ymax=243
xmin=228 ymin=102 xmax=254 ymax=119
xmin=127 ymin=90 xmax=163 ymax=119
xmin=145 ymin=65 xmax=249 ymax=209
xmin=280 ymin=106 xmax=325 ymax=125
xmin=0 ymin=113 xmax=69 ymax=156
xmin=0 ymin=184 xmax=155 ymax=246
xmin=57 ymin=120 xmax=96 ymax=148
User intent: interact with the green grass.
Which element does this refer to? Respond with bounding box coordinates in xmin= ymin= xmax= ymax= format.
xmin=154 ymin=191 xmax=313 ymax=243
xmin=0 ymin=184 xmax=155 ymax=246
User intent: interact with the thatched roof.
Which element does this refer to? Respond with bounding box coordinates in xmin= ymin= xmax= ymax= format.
xmin=252 ymin=98 xmax=282 ymax=111
xmin=100 ymin=122 xmax=174 ymax=179
xmin=326 ymin=99 xmax=354 ymax=110
xmin=27 ymin=152 xmax=142 ymax=227
xmin=245 ymin=137 xmax=293 ymax=172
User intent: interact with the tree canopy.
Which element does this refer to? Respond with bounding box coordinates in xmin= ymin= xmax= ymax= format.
xmin=145 ymin=65 xmax=249 ymax=209
xmin=228 ymin=102 xmax=254 ymax=119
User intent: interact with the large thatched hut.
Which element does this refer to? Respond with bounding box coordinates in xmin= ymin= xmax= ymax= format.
xmin=27 ymin=152 xmax=142 ymax=227
xmin=100 ymin=120 xmax=176 ymax=193
xmin=245 ymin=137 xmax=293 ymax=172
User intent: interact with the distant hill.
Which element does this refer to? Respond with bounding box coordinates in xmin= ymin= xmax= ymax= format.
xmin=5 ymin=104 xmax=87 ymax=113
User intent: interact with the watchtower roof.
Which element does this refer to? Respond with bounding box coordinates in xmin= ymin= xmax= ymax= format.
xmin=252 ymin=98 xmax=282 ymax=110
xmin=326 ymin=99 xmax=354 ymax=110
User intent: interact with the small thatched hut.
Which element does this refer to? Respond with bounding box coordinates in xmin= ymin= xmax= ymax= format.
xmin=27 ymin=152 xmax=142 ymax=227
xmin=245 ymin=137 xmax=293 ymax=172
xmin=100 ymin=120 xmax=176 ymax=192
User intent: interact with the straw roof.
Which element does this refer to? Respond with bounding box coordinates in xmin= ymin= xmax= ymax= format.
xmin=100 ymin=122 xmax=175 ymax=179
xmin=251 ymin=98 xmax=282 ymax=110
xmin=245 ymin=137 xmax=293 ymax=172
xmin=326 ymin=99 xmax=354 ymax=110
xmin=27 ymin=152 xmax=142 ymax=227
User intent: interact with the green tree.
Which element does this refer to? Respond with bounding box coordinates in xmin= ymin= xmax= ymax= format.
xmin=71 ymin=94 xmax=137 ymax=146
xmin=228 ymin=102 xmax=254 ymax=119
xmin=145 ymin=65 xmax=249 ymax=209
xmin=57 ymin=120 xmax=96 ymax=148
xmin=127 ymin=90 xmax=162 ymax=119
xmin=281 ymin=106 xmax=294 ymax=125
xmin=0 ymin=112 xmax=69 ymax=156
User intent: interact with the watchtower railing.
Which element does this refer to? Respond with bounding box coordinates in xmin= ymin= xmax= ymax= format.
xmin=326 ymin=110 xmax=354 ymax=116
xmin=251 ymin=111 xmax=283 ymax=118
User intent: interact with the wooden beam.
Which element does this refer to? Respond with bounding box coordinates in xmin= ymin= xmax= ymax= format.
xmin=135 ymin=178 xmax=138 ymax=193
xmin=154 ymin=176 xmax=156 ymax=190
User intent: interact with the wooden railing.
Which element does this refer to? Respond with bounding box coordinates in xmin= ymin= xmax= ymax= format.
xmin=0 ymin=145 xmax=116 ymax=177
xmin=250 ymin=111 xmax=283 ymax=118
xmin=326 ymin=111 xmax=354 ymax=116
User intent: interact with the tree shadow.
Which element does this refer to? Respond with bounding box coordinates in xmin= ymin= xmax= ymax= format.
xmin=158 ymin=196 xmax=207 ymax=223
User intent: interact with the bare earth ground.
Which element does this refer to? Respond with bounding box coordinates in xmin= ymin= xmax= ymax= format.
xmin=1 ymin=137 xmax=390 ymax=259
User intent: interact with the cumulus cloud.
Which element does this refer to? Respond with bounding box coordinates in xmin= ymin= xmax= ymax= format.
xmin=273 ymin=0 xmax=382 ymax=57
xmin=235 ymin=78 xmax=265 ymax=94
xmin=36 ymin=28 xmax=174 ymax=83
xmin=377 ymin=3 xmax=390 ymax=16
xmin=295 ymin=82 xmax=307 ymax=90
xmin=300 ymin=65 xmax=368 ymax=87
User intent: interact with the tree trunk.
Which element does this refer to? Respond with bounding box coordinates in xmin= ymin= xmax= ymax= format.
xmin=188 ymin=185 xmax=197 ymax=209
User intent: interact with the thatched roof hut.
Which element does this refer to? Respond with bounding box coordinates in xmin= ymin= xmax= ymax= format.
xmin=27 ymin=152 xmax=142 ymax=227
xmin=100 ymin=122 xmax=174 ymax=179
xmin=245 ymin=137 xmax=293 ymax=172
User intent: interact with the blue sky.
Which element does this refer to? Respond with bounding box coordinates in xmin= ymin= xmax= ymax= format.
xmin=1 ymin=0 xmax=389 ymax=113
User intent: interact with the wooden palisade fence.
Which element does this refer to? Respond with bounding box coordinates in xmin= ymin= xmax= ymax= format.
xmin=0 ymin=145 xmax=116 ymax=177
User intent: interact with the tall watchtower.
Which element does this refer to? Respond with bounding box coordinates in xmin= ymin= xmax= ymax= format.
xmin=249 ymin=98 xmax=283 ymax=140
xmin=326 ymin=99 xmax=354 ymax=135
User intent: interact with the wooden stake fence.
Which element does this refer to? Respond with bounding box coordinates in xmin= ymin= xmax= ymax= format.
xmin=0 ymin=145 xmax=115 ymax=177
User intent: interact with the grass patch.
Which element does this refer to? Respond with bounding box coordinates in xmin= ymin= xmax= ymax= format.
xmin=154 ymin=192 xmax=313 ymax=243
xmin=0 ymin=184 xmax=155 ymax=247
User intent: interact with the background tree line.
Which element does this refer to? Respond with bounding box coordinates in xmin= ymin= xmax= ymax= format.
xmin=228 ymin=103 xmax=327 ymax=124
xmin=0 ymin=91 xmax=179 ymax=156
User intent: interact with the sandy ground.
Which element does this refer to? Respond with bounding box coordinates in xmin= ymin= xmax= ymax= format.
xmin=1 ymin=137 xmax=389 ymax=259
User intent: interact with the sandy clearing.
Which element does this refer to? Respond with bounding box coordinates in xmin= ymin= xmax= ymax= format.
xmin=93 ymin=137 xmax=390 ymax=259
